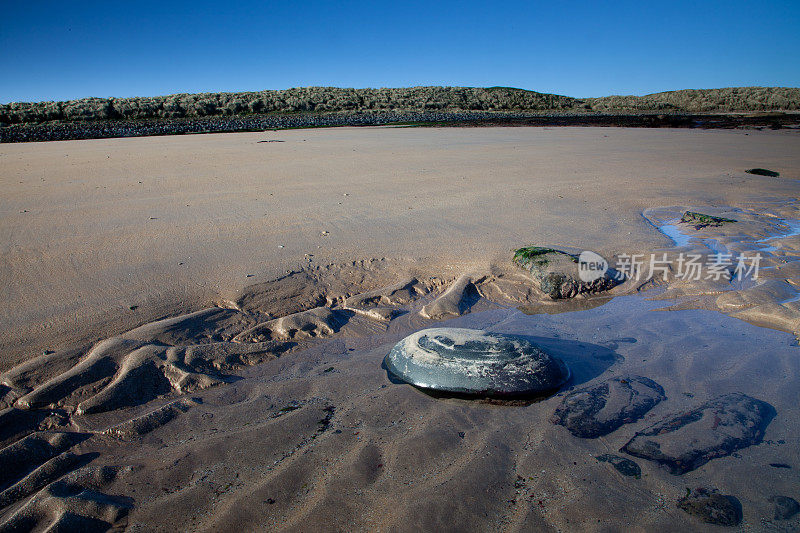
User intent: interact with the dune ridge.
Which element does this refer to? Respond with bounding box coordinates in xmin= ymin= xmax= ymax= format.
xmin=3 ymin=86 xmax=798 ymax=126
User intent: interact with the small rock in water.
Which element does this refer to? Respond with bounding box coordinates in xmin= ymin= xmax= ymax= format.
xmin=595 ymin=454 xmax=641 ymax=478
xmin=680 ymin=211 xmax=737 ymax=229
xmin=769 ymin=495 xmax=800 ymax=520
xmin=769 ymin=462 xmax=792 ymax=469
xmin=384 ymin=328 xmax=569 ymax=397
xmin=512 ymin=246 xmax=622 ymax=299
xmin=678 ymin=488 xmax=742 ymax=526
xmin=745 ymin=168 xmax=780 ymax=177
xmin=621 ymin=393 xmax=775 ymax=474
xmin=550 ymin=376 xmax=666 ymax=438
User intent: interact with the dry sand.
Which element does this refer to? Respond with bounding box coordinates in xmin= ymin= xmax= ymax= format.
xmin=1 ymin=126 xmax=799 ymax=531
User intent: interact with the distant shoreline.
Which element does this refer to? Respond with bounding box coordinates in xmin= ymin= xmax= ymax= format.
xmin=3 ymin=110 xmax=800 ymax=143
xmin=3 ymin=86 xmax=800 ymax=142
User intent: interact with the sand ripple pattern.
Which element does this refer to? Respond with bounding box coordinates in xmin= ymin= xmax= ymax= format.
xmin=0 ymin=268 xmax=555 ymax=531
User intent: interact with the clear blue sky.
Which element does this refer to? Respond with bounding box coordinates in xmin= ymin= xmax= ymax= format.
xmin=1 ymin=0 xmax=798 ymax=103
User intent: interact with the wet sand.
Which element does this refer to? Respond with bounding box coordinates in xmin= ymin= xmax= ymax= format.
xmin=1 ymin=127 xmax=800 ymax=531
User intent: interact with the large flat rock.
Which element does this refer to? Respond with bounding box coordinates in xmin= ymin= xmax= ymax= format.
xmin=677 ymin=488 xmax=742 ymax=527
xmin=621 ymin=393 xmax=775 ymax=474
xmin=551 ymin=376 xmax=666 ymax=438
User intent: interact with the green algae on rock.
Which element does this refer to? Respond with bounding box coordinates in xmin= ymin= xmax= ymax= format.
xmin=512 ymin=246 xmax=577 ymax=268
xmin=384 ymin=328 xmax=569 ymax=398
xmin=679 ymin=211 xmax=737 ymax=229
xmin=512 ymin=246 xmax=622 ymax=299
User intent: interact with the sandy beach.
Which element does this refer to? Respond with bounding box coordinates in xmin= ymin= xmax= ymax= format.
xmin=1 ymin=126 xmax=800 ymax=531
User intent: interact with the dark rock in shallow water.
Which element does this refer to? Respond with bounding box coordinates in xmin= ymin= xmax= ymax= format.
xmin=512 ymin=246 xmax=622 ymax=299
xmin=621 ymin=393 xmax=775 ymax=475
xmin=550 ymin=376 xmax=666 ymax=438
xmin=384 ymin=328 xmax=569 ymax=398
xmin=770 ymin=495 xmax=800 ymax=520
xmin=678 ymin=488 xmax=742 ymax=526
xmin=746 ymin=168 xmax=780 ymax=177
xmin=680 ymin=211 xmax=737 ymax=229
xmin=595 ymin=454 xmax=641 ymax=478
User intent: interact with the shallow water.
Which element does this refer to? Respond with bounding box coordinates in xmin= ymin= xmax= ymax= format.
xmin=781 ymin=292 xmax=800 ymax=304
xmin=645 ymin=206 xmax=800 ymax=302
xmin=657 ymin=219 xmax=696 ymax=248
xmin=655 ymin=217 xmax=734 ymax=256
xmin=754 ymin=219 xmax=800 ymax=253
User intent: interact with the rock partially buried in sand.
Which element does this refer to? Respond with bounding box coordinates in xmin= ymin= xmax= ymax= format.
xmin=384 ymin=328 xmax=569 ymax=397
xmin=745 ymin=168 xmax=780 ymax=177
xmin=550 ymin=376 xmax=666 ymax=438
xmin=770 ymin=495 xmax=800 ymax=520
xmin=512 ymin=246 xmax=622 ymax=299
xmin=680 ymin=211 xmax=737 ymax=229
xmin=595 ymin=454 xmax=641 ymax=478
xmin=678 ymin=488 xmax=742 ymax=526
xmin=621 ymin=393 xmax=775 ymax=474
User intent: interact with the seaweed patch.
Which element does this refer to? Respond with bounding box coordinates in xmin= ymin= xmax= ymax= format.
xmin=680 ymin=211 xmax=737 ymax=229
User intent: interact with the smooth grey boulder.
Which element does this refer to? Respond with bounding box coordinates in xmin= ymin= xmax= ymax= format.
xmin=621 ymin=393 xmax=775 ymax=474
xmin=384 ymin=328 xmax=569 ymax=397
xmin=551 ymin=376 xmax=666 ymax=438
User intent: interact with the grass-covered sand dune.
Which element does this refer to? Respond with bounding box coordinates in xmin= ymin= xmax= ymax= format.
xmin=0 ymin=87 xmax=581 ymax=125
xmin=2 ymin=86 xmax=798 ymax=126
xmin=586 ymin=87 xmax=800 ymax=112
